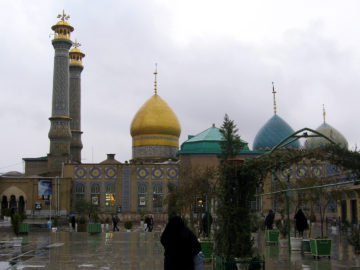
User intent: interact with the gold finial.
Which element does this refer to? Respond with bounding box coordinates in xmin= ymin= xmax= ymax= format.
xmin=57 ymin=10 xmax=70 ymax=21
xmin=323 ymin=104 xmax=326 ymax=123
xmin=272 ymin=82 xmax=277 ymax=115
xmin=154 ymin=63 xmax=158 ymax=95
xmin=73 ymin=39 xmax=81 ymax=48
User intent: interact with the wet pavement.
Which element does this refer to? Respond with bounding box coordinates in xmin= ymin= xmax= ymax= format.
xmin=0 ymin=228 xmax=360 ymax=269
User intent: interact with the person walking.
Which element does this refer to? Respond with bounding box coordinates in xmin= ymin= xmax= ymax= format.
xmin=265 ymin=209 xmax=275 ymax=230
xmin=71 ymin=216 xmax=76 ymax=231
xmin=202 ymin=211 xmax=213 ymax=238
xmin=145 ymin=215 xmax=151 ymax=232
xmin=112 ymin=215 xmax=119 ymax=232
xmin=149 ymin=215 xmax=154 ymax=232
xmin=294 ymin=209 xmax=308 ymax=237
xmin=160 ymin=216 xmax=202 ymax=270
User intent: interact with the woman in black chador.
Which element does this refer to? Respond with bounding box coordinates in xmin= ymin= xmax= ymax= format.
xmin=294 ymin=209 xmax=308 ymax=237
xmin=265 ymin=209 xmax=275 ymax=230
xmin=160 ymin=216 xmax=201 ymax=270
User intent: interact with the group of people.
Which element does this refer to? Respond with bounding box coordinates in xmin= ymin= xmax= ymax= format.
xmin=265 ymin=208 xmax=308 ymax=236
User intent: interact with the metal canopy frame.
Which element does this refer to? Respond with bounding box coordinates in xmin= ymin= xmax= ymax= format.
xmin=268 ymin=127 xmax=336 ymax=154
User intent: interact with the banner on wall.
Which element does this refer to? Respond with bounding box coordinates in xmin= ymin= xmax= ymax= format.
xmin=38 ymin=179 xmax=52 ymax=200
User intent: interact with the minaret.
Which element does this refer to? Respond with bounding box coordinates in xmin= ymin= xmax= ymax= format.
xmin=48 ymin=11 xmax=74 ymax=173
xmin=69 ymin=40 xmax=85 ymax=163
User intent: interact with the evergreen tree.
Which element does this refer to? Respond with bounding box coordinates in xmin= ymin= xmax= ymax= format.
xmin=215 ymin=114 xmax=256 ymax=259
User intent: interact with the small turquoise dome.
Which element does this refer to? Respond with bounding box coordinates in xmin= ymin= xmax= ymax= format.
xmin=305 ymin=122 xmax=348 ymax=149
xmin=178 ymin=125 xmax=250 ymax=155
xmin=253 ymin=114 xmax=300 ymax=151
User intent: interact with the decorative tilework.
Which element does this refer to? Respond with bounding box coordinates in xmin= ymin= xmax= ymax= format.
xmin=280 ymin=167 xmax=293 ymax=179
xmin=311 ymin=166 xmax=322 ymax=177
xmin=122 ymin=167 xmax=131 ymax=212
xmin=89 ymin=166 xmax=102 ymax=179
xmin=152 ymin=167 xmax=164 ymax=179
xmin=167 ymin=167 xmax=178 ymax=179
xmin=326 ymin=163 xmax=339 ymax=176
xmin=136 ymin=167 xmax=149 ymax=179
xmin=74 ymin=166 xmax=87 ymax=179
xmin=296 ymin=165 xmax=308 ymax=178
xmin=105 ymin=167 xmax=117 ymax=179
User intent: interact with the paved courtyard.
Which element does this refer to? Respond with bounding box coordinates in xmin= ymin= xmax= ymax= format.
xmin=0 ymin=226 xmax=360 ymax=269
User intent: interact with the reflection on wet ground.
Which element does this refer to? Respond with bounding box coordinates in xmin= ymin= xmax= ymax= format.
xmin=0 ymin=230 xmax=360 ymax=269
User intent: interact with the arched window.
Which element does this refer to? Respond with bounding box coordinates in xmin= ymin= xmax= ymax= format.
xmin=90 ymin=183 xmax=100 ymax=206
xmin=152 ymin=183 xmax=163 ymax=213
xmin=10 ymin=195 xmax=17 ymax=209
xmin=18 ymin=196 xmax=25 ymax=214
xmin=105 ymin=183 xmax=116 ymax=210
xmin=1 ymin=196 xmax=8 ymax=210
xmin=137 ymin=183 xmax=148 ymax=211
xmin=74 ymin=183 xmax=85 ymax=203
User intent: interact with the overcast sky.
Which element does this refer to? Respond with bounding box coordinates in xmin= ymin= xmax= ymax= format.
xmin=2 ymin=0 xmax=360 ymax=173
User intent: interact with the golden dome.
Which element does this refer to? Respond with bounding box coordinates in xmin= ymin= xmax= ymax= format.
xmin=130 ymin=94 xmax=181 ymax=147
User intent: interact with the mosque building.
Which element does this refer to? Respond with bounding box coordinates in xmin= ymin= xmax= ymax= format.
xmin=0 ymin=12 xmax=358 ymax=225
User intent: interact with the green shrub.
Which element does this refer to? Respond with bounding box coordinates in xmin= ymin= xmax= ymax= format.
xmin=11 ymin=213 xmax=21 ymax=235
xmin=275 ymin=219 xmax=289 ymax=238
xmin=124 ymin=221 xmax=133 ymax=230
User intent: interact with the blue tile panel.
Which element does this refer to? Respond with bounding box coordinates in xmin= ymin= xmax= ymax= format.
xmin=122 ymin=167 xmax=131 ymax=212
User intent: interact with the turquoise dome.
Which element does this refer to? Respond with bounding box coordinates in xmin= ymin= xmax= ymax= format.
xmin=253 ymin=114 xmax=300 ymax=151
xmin=305 ymin=122 xmax=348 ymax=149
xmin=178 ymin=125 xmax=250 ymax=155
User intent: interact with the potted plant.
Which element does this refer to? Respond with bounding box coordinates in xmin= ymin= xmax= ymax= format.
xmin=124 ymin=221 xmax=133 ymax=232
xmin=275 ymin=219 xmax=289 ymax=248
xmin=77 ymin=216 xmax=87 ymax=232
xmin=88 ymin=213 xmax=101 ymax=233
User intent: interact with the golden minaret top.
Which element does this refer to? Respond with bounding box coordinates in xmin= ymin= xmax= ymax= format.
xmin=69 ymin=39 xmax=85 ymax=67
xmin=51 ymin=10 xmax=74 ymax=40
xmin=323 ymin=104 xmax=326 ymax=123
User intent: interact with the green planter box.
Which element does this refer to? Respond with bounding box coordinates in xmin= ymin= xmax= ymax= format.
xmin=265 ymin=230 xmax=279 ymax=243
xmin=213 ymin=255 xmax=265 ymax=270
xmin=302 ymin=239 xmax=311 ymax=254
xmin=19 ymin=223 xmax=29 ymax=234
xmin=88 ymin=223 xmax=102 ymax=234
xmin=310 ymin=239 xmax=332 ymax=258
xmin=200 ymin=240 xmax=214 ymax=259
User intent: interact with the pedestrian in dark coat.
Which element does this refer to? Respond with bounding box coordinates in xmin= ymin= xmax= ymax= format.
xmin=112 ymin=215 xmax=119 ymax=232
xmin=71 ymin=216 xmax=76 ymax=230
xmin=160 ymin=216 xmax=201 ymax=270
xmin=202 ymin=212 xmax=213 ymax=237
xmin=265 ymin=210 xmax=275 ymax=230
xmin=294 ymin=209 xmax=308 ymax=237
xmin=145 ymin=215 xmax=151 ymax=232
